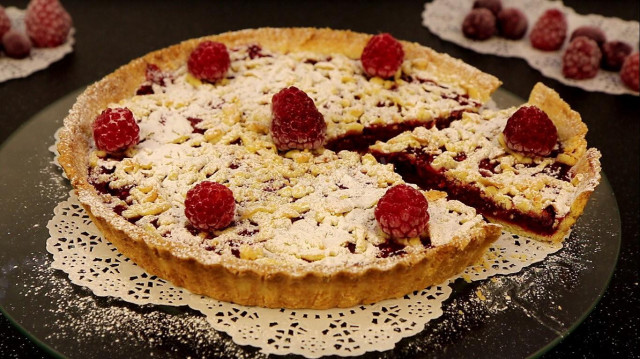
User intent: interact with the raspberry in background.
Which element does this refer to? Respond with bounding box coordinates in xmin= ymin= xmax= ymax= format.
xmin=2 ymin=30 xmax=32 ymax=59
xmin=360 ymin=33 xmax=404 ymax=78
xmin=187 ymin=41 xmax=230 ymax=83
xmin=270 ymin=86 xmax=326 ymax=151
xmin=601 ymin=41 xmax=632 ymax=71
xmin=562 ymin=36 xmax=602 ymax=80
xmin=502 ymin=106 xmax=558 ymax=157
xmin=462 ymin=8 xmax=496 ymax=41
xmin=472 ymin=0 xmax=502 ymax=16
xmin=0 ymin=6 xmax=10 ymax=39
xmin=93 ymin=108 xmax=140 ymax=153
xmin=24 ymin=0 xmax=72 ymax=47
xmin=570 ymin=26 xmax=606 ymax=49
xmin=375 ymin=184 xmax=429 ymax=239
xmin=184 ymin=182 xmax=235 ymax=231
xmin=620 ymin=53 xmax=639 ymax=92
xmin=497 ymin=8 xmax=528 ymax=40
xmin=530 ymin=9 xmax=567 ymax=51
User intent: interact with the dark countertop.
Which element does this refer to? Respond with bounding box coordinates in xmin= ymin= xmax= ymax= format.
xmin=0 ymin=0 xmax=638 ymax=357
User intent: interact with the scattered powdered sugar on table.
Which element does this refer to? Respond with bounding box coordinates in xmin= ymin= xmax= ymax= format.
xmin=0 ymin=7 xmax=75 ymax=83
xmin=422 ymin=0 xmax=639 ymax=95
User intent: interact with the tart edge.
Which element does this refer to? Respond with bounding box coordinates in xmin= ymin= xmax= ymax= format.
xmin=83 ymin=198 xmax=501 ymax=309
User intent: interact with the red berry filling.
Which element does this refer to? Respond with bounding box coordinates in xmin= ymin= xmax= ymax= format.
xmin=187 ymin=41 xmax=230 ymax=83
xmin=370 ymin=149 xmax=569 ymax=236
xmin=93 ymin=108 xmax=140 ymax=153
xmin=184 ymin=181 xmax=235 ymax=231
xmin=503 ymin=106 xmax=558 ymax=157
xmin=270 ymin=86 xmax=326 ymax=151
xmin=374 ymin=184 xmax=429 ymax=239
xmin=361 ymin=33 xmax=405 ymax=78
xmin=530 ymin=9 xmax=567 ymax=51
xmin=136 ymin=63 xmax=170 ymax=95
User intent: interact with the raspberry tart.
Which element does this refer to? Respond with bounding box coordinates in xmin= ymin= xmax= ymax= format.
xmin=371 ymin=83 xmax=601 ymax=243
xmin=58 ymin=28 xmax=587 ymax=309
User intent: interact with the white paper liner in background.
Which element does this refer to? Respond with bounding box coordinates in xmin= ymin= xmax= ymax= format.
xmin=46 ymin=191 xmax=562 ymax=357
xmin=422 ymin=0 xmax=639 ymax=96
xmin=0 ymin=7 xmax=75 ymax=83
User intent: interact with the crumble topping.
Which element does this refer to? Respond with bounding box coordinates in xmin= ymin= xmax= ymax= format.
xmin=370 ymin=108 xmax=596 ymax=219
xmin=86 ymin=44 xmax=489 ymax=269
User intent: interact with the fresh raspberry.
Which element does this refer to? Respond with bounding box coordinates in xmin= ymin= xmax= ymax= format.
xmin=24 ymin=0 xmax=72 ymax=48
xmin=601 ymin=41 xmax=632 ymax=71
xmin=2 ymin=30 xmax=32 ymax=59
xmin=0 ymin=6 xmax=10 ymax=39
xmin=361 ymin=33 xmax=404 ymax=78
xmin=187 ymin=40 xmax=230 ymax=83
xmin=530 ymin=9 xmax=567 ymax=51
xmin=270 ymin=87 xmax=326 ymax=151
xmin=472 ymin=0 xmax=502 ymax=16
xmin=184 ymin=182 xmax=235 ymax=231
xmin=497 ymin=8 xmax=528 ymax=40
xmin=562 ymin=36 xmax=602 ymax=80
xmin=570 ymin=26 xmax=606 ymax=49
xmin=92 ymin=108 xmax=140 ymax=153
xmin=462 ymin=8 xmax=497 ymax=41
xmin=374 ymin=184 xmax=429 ymax=239
xmin=620 ymin=53 xmax=639 ymax=92
xmin=503 ymin=106 xmax=558 ymax=157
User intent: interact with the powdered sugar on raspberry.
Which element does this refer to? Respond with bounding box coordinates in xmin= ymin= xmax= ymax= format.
xmin=562 ymin=36 xmax=602 ymax=79
xmin=24 ymin=0 xmax=72 ymax=48
xmin=530 ymin=9 xmax=567 ymax=51
xmin=360 ymin=33 xmax=405 ymax=78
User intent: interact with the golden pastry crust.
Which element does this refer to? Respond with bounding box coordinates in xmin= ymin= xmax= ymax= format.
xmin=369 ymin=83 xmax=601 ymax=244
xmin=58 ymin=28 xmax=502 ymax=309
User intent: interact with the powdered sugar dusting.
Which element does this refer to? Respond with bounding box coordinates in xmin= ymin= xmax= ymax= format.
xmin=83 ymin=44 xmax=492 ymax=270
xmin=371 ymin=107 xmax=600 ymax=220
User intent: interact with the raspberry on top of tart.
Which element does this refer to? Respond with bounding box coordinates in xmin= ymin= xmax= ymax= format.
xmin=370 ymin=83 xmax=601 ymax=243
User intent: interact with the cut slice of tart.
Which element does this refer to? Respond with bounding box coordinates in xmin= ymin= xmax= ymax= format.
xmin=57 ymin=28 xmax=503 ymax=308
xmin=370 ymin=83 xmax=601 ymax=243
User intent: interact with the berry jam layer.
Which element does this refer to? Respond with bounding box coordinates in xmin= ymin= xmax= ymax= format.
xmin=326 ymin=112 xmax=465 ymax=152
xmin=371 ymin=149 xmax=569 ymax=235
xmin=369 ymin=107 xmax=594 ymax=239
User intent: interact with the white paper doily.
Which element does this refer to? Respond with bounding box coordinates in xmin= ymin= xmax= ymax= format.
xmin=422 ymin=0 xmax=639 ymax=96
xmin=0 ymin=7 xmax=75 ymax=83
xmin=46 ymin=190 xmax=562 ymax=357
